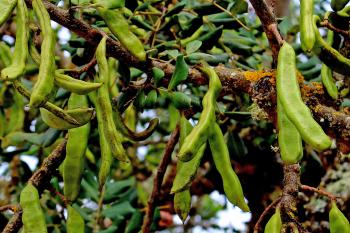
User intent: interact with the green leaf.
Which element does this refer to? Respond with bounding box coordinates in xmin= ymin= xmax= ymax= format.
xmin=104 ymin=178 xmax=135 ymax=202
xmin=168 ymin=55 xmax=188 ymax=90
xmin=186 ymin=40 xmax=202 ymax=54
xmin=152 ymin=67 xmax=165 ymax=86
xmin=143 ymin=90 xmax=158 ymax=108
xmin=229 ymin=0 xmax=248 ymax=15
xmin=125 ymin=210 xmax=143 ymax=233
xmin=101 ymin=201 xmax=135 ymax=219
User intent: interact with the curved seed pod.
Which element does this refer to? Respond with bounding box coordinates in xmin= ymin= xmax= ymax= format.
xmin=331 ymin=0 xmax=350 ymax=11
xmin=321 ymin=30 xmax=338 ymax=100
xmin=0 ymin=0 xmax=17 ymax=26
xmin=1 ymin=0 xmax=28 ymax=80
xmin=171 ymin=115 xmax=205 ymax=193
xmin=178 ymin=62 xmax=221 ymax=162
xmin=29 ymin=0 xmax=56 ymax=107
xmin=54 ymin=72 xmax=103 ymax=95
xmin=40 ymin=107 xmax=94 ymax=130
xmin=209 ymin=123 xmax=250 ymax=212
xmin=312 ymin=15 xmax=350 ymax=76
xmin=276 ymin=42 xmax=332 ymax=151
xmin=99 ymin=8 xmax=146 ymax=61
xmin=95 ymin=37 xmax=129 ymax=163
xmin=20 ymin=184 xmax=48 ymax=233
xmin=329 ymin=201 xmax=350 ymax=233
xmin=88 ymin=91 xmax=113 ymax=187
xmin=264 ymin=208 xmax=282 ymax=233
xmin=174 ymin=190 xmax=191 ymax=223
xmin=300 ymin=0 xmax=315 ymax=52
xmin=113 ymin=105 xmax=159 ymax=141
xmin=277 ymin=98 xmax=303 ymax=164
xmin=66 ymin=205 xmax=85 ymax=233
xmin=63 ymin=94 xmax=90 ymax=201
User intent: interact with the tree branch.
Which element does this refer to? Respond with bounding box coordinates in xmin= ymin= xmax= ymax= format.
xmin=141 ymin=125 xmax=180 ymax=233
xmin=21 ymin=0 xmax=350 ymax=149
xmin=2 ymin=138 xmax=67 ymax=233
xmin=248 ymin=0 xmax=284 ymax=64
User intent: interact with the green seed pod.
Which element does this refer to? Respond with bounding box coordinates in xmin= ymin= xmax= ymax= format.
xmin=277 ymin=98 xmax=303 ymax=164
xmin=95 ymin=37 xmax=129 ymax=163
xmin=264 ymin=208 xmax=282 ymax=233
xmin=54 ymin=72 xmax=103 ymax=95
xmin=99 ymin=8 xmax=146 ymax=61
xmin=178 ymin=62 xmax=221 ymax=162
xmin=300 ymin=0 xmax=315 ymax=52
xmin=1 ymin=0 xmax=29 ymax=80
xmin=0 ymin=0 xmax=17 ymax=26
xmin=40 ymin=107 xmax=94 ymax=130
xmin=329 ymin=201 xmax=350 ymax=233
xmin=209 ymin=122 xmax=249 ymax=212
xmin=171 ymin=116 xmax=206 ymax=193
xmin=20 ymin=184 xmax=48 ymax=233
xmin=276 ymin=42 xmax=332 ymax=151
xmin=320 ymin=30 xmax=338 ymax=100
xmin=63 ymin=94 xmax=90 ymax=201
xmin=66 ymin=205 xmax=85 ymax=233
xmin=29 ymin=0 xmax=56 ymax=107
xmin=174 ymin=190 xmax=191 ymax=223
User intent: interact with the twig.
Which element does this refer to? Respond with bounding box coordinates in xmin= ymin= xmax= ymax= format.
xmin=65 ymin=58 xmax=97 ymax=77
xmin=0 ymin=205 xmax=18 ymax=213
xmin=2 ymin=139 xmax=67 ymax=233
xmin=253 ymin=197 xmax=281 ymax=233
xmin=141 ymin=125 xmax=180 ymax=233
xmin=320 ymin=20 xmax=349 ymax=37
xmin=299 ymin=184 xmax=337 ymax=201
xmin=248 ymin=0 xmax=284 ymax=64
xmin=48 ymin=187 xmax=69 ymax=207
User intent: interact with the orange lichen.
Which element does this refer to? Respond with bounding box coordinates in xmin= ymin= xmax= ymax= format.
xmin=243 ymin=70 xmax=275 ymax=83
xmin=302 ymin=82 xmax=324 ymax=97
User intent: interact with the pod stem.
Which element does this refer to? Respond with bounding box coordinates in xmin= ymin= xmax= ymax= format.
xmin=299 ymin=184 xmax=337 ymax=201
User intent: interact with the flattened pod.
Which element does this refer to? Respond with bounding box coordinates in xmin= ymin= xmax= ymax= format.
xmin=95 ymin=37 xmax=129 ymax=163
xmin=178 ymin=63 xmax=221 ymax=162
xmin=63 ymin=94 xmax=90 ymax=201
xmin=20 ymin=184 xmax=48 ymax=233
xmin=67 ymin=205 xmax=85 ymax=233
xmin=264 ymin=207 xmax=282 ymax=233
xmin=40 ymin=107 xmax=94 ymax=130
xmin=329 ymin=201 xmax=350 ymax=233
xmin=300 ymin=0 xmax=315 ymax=52
xmin=209 ymin=123 xmax=249 ymax=212
xmin=277 ymin=98 xmax=303 ymax=164
xmin=276 ymin=42 xmax=332 ymax=151
xmin=0 ymin=0 xmax=17 ymax=26
xmin=29 ymin=0 xmax=56 ymax=107
xmin=1 ymin=0 xmax=28 ymax=80
xmin=99 ymin=8 xmax=146 ymax=61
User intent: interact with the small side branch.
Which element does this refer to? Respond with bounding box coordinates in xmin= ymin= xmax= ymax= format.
xmin=253 ymin=197 xmax=281 ymax=233
xmin=0 ymin=205 xmax=18 ymax=213
xmin=141 ymin=125 xmax=180 ymax=233
xmin=299 ymin=184 xmax=337 ymax=201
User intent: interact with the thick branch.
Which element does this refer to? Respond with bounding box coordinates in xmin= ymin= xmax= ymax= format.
xmin=2 ymin=139 xmax=67 ymax=233
xmin=280 ymin=164 xmax=299 ymax=226
xmin=141 ymin=125 xmax=180 ymax=233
